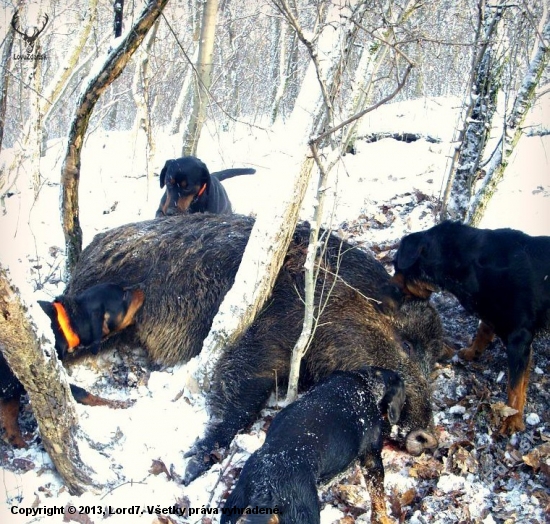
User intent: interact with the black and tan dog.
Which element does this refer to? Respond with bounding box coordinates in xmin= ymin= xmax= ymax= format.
xmin=38 ymin=283 xmax=145 ymax=359
xmin=220 ymin=367 xmax=405 ymax=524
xmin=392 ymin=220 xmax=550 ymax=434
xmin=155 ymin=156 xmax=256 ymax=217
xmin=0 ymin=283 xmax=144 ymax=447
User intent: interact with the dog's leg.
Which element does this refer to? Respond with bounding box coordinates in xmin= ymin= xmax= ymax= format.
xmin=69 ymin=384 xmax=134 ymax=409
xmin=0 ymin=397 xmax=27 ymax=448
xmin=363 ymin=452 xmax=393 ymax=524
xmin=117 ymin=289 xmax=145 ymax=331
xmin=500 ymin=328 xmax=533 ymax=434
xmin=459 ymin=321 xmax=495 ymax=361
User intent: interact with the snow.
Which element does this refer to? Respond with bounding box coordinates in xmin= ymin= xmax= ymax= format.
xmin=0 ymin=95 xmax=549 ymax=523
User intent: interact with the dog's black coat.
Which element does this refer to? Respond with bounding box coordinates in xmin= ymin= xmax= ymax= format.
xmin=0 ymin=283 xmax=143 ymax=447
xmin=393 ymin=220 xmax=550 ymax=433
xmin=38 ymin=283 xmax=144 ymax=359
xmin=155 ymin=156 xmax=255 ymax=217
xmin=221 ymin=367 xmax=405 ymax=524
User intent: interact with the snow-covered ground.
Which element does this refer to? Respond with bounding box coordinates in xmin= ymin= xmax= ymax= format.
xmin=0 ymin=96 xmax=548 ymax=523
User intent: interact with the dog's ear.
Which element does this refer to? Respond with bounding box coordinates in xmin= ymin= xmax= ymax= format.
xmin=396 ymin=233 xmax=426 ymax=270
xmin=198 ymin=160 xmax=210 ymax=186
xmin=380 ymin=371 xmax=406 ymax=425
xmin=159 ymin=161 xmax=170 ymax=188
xmin=38 ymin=300 xmax=55 ymax=320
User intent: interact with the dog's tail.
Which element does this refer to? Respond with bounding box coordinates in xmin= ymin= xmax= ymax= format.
xmin=212 ymin=168 xmax=256 ymax=181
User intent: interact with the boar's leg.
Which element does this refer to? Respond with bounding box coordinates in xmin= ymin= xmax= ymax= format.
xmin=183 ymin=339 xmax=289 ymax=485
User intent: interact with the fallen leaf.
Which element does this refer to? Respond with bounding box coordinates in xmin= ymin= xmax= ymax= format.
xmin=410 ymin=457 xmax=443 ymax=479
xmin=522 ymin=443 xmax=550 ymax=471
xmin=149 ymin=459 xmax=171 ymax=479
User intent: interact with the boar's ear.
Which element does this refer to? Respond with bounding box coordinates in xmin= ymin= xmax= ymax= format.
xmin=37 ymin=300 xmax=55 ymax=320
xmin=396 ymin=233 xmax=426 ymax=270
xmin=381 ymin=372 xmax=406 ymax=425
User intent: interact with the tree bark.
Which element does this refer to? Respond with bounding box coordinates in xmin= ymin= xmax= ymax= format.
xmin=61 ymin=0 xmax=169 ymax=277
xmin=0 ymin=266 xmax=99 ymax=495
xmin=0 ymin=12 xmax=16 ymax=154
xmin=181 ymin=0 xmax=219 ymax=156
xmin=440 ymin=0 xmax=505 ymax=221
xmin=467 ymin=12 xmax=550 ymax=225
xmin=191 ymin=155 xmax=315 ymax=390
xmin=132 ymin=19 xmax=159 ymax=181
xmin=342 ymin=0 xmax=418 ymax=153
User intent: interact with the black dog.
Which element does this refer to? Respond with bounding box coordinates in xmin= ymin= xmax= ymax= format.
xmin=155 ymin=156 xmax=256 ymax=217
xmin=220 ymin=367 xmax=405 ymax=524
xmin=1 ymin=283 xmax=144 ymax=447
xmin=392 ymin=220 xmax=550 ymax=434
xmin=38 ymin=282 xmax=145 ymax=359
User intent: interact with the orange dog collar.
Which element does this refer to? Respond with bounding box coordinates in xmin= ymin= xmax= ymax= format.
xmin=197 ymin=183 xmax=207 ymax=198
xmin=52 ymin=302 xmax=80 ymax=350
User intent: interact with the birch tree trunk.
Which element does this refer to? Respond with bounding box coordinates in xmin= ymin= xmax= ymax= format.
xmin=61 ymin=0 xmax=169 ymax=277
xmin=467 ymin=12 xmax=550 ymax=225
xmin=42 ymin=0 xmax=99 ymax=135
xmin=169 ymin=45 xmax=198 ymax=136
xmin=191 ymin=156 xmax=315 ymax=390
xmin=190 ymin=0 xmax=413 ymax=398
xmin=0 ymin=266 xmax=100 ymax=495
xmin=440 ymin=0 xmax=505 ymax=221
xmin=132 ymin=20 xmax=159 ymax=181
xmin=0 ymin=13 xmax=16 ymax=154
xmin=342 ymin=0 xmax=418 ymax=153
xmin=270 ymin=12 xmax=287 ymax=124
xmin=1 ymin=0 xmax=98 ymax=201
xmin=181 ymin=0 xmax=219 ymax=156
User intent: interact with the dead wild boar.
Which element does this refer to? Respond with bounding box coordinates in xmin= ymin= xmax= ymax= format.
xmin=66 ymin=214 xmax=444 ymax=483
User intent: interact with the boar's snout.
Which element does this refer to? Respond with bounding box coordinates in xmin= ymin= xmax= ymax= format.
xmin=406 ymin=429 xmax=438 ymax=456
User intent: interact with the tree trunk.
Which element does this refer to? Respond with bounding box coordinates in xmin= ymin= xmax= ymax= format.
xmin=467 ymin=12 xmax=550 ymax=225
xmin=169 ymin=44 xmax=198 ymax=136
xmin=269 ymin=11 xmax=286 ymax=124
xmin=43 ymin=0 xmax=99 ymax=129
xmin=1 ymin=0 xmax=99 ymax=202
xmin=114 ymin=0 xmax=124 ymax=38
xmin=0 ymin=12 xmax=16 ymax=154
xmin=132 ymin=19 xmax=159 ymax=181
xmin=342 ymin=0 xmax=418 ymax=153
xmin=440 ymin=0 xmax=505 ymax=221
xmin=61 ymin=0 xmax=169 ymax=277
xmin=181 ymin=0 xmax=219 ymax=156
xmin=191 ymin=155 xmax=315 ymax=390
xmin=0 ymin=266 xmax=100 ymax=495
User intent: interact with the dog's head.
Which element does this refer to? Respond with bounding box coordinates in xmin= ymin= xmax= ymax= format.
xmin=158 ymin=156 xmax=210 ymax=216
xmin=38 ymin=299 xmax=79 ymax=360
xmin=392 ymin=221 xmax=479 ymax=299
xmin=373 ymin=367 xmax=406 ymax=425
xmin=38 ymin=284 xmax=145 ymax=360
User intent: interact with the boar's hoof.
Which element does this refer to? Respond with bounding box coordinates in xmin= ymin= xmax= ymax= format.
xmin=183 ymin=447 xmax=216 ymax=485
xmin=405 ymin=429 xmax=438 ymax=456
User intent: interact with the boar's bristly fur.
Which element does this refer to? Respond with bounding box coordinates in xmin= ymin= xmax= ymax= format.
xmin=67 ymin=214 xmax=443 ymax=482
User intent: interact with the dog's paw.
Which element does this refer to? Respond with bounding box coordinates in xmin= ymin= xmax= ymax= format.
xmin=457 ymin=345 xmax=479 ymax=361
xmin=6 ymin=431 xmax=28 ymax=449
xmin=499 ymin=413 xmax=525 ymax=435
xmin=105 ymin=398 xmax=136 ymax=410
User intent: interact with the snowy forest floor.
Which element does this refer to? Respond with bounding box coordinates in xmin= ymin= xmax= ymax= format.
xmin=0 ymin=96 xmax=549 ymax=523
